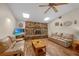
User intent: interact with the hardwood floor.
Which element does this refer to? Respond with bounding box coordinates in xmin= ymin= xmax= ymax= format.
xmin=25 ymin=38 xmax=79 ymax=56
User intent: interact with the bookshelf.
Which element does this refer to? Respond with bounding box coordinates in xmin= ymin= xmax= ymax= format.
xmin=25 ymin=21 xmax=48 ymax=39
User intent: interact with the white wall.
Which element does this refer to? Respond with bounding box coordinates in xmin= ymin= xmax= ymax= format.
xmin=48 ymin=8 xmax=79 ymax=39
xmin=0 ymin=4 xmax=16 ymax=39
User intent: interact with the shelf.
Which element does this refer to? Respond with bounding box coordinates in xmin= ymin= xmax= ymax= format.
xmin=25 ymin=21 xmax=48 ymax=38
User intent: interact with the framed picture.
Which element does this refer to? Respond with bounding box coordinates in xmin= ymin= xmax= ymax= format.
xmin=74 ymin=20 xmax=77 ymax=24
xmin=60 ymin=23 xmax=63 ymax=26
xmin=55 ymin=22 xmax=59 ymax=26
xmin=64 ymin=21 xmax=72 ymax=26
xmin=19 ymin=23 xmax=23 ymax=27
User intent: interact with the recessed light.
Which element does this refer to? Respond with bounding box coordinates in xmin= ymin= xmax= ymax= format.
xmin=22 ymin=13 xmax=30 ymax=18
xmin=44 ymin=17 xmax=50 ymax=21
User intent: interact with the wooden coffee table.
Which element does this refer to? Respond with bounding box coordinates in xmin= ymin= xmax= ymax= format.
xmin=32 ymin=39 xmax=46 ymax=56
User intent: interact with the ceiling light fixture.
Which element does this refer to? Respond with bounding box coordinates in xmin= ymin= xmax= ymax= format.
xmin=44 ymin=17 xmax=50 ymax=21
xmin=22 ymin=13 xmax=30 ymax=18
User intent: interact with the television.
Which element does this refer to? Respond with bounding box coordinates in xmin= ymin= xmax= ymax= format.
xmin=13 ymin=28 xmax=24 ymax=36
xmin=15 ymin=28 xmax=24 ymax=33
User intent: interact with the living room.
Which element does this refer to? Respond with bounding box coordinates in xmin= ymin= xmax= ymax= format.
xmin=0 ymin=3 xmax=79 ymax=56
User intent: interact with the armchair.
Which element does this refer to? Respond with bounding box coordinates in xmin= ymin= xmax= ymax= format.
xmin=0 ymin=36 xmax=25 ymax=56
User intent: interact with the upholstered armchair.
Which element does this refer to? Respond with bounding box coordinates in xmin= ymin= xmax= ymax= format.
xmin=0 ymin=36 xmax=25 ymax=56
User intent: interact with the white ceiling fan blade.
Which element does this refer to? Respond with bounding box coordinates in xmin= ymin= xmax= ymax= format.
xmin=44 ymin=7 xmax=51 ymax=14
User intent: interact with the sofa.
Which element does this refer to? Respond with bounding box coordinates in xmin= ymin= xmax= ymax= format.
xmin=0 ymin=36 xmax=25 ymax=56
xmin=49 ymin=33 xmax=74 ymax=47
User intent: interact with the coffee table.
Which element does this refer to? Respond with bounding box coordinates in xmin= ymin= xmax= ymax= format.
xmin=32 ymin=39 xmax=46 ymax=56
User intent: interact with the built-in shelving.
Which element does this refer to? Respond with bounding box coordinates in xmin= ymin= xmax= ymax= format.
xmin=25 ymin=21 xmax=48 ymax=39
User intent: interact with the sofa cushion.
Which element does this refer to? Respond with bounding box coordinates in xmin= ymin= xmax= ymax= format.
xmin=5 ymin=40 xmax=24 ymax=53
xmin=64 ymin=34 xmax=74 ymax=40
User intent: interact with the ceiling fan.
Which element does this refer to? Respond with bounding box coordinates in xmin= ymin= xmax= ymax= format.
xmin=39 ymin=3 xmax=68 ymax=14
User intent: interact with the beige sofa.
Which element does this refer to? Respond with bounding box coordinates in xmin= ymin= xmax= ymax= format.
xmin=49 ymin=33 xmax=74 ymax=47
xmin=0 ymin=36 xmax=25 ymax=56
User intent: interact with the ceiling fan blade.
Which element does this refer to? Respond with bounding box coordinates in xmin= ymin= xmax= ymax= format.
xmin=44 ymin=7 xmax=51 ymax=14
xmin=52 ymin=6 xmax=58 ymax=12
xmin=39 ymin=5 xmax=48 ymax=7
xmin=53 ymin=3 xmax=68 ymax=6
